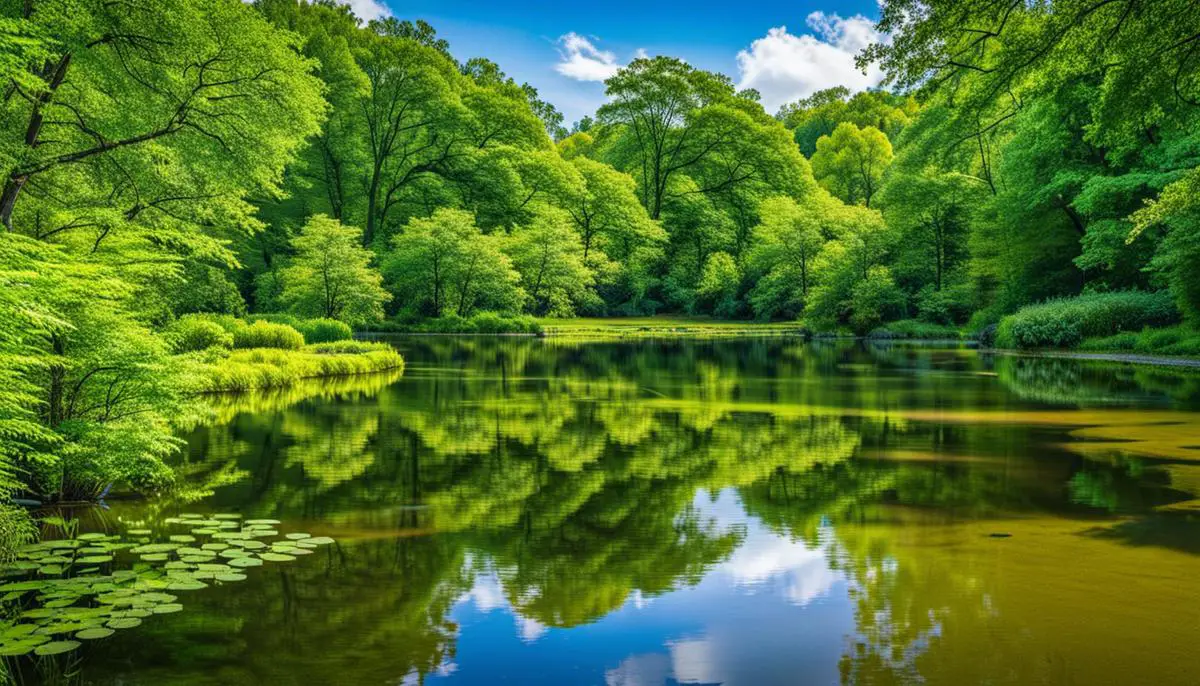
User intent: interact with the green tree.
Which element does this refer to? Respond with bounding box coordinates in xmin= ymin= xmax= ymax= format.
xmin=280 ymin=215 xmax=389 ymax=325
xmin=384 ymin=208 xmax=523 ymax=317
xmin=810 ymin=123 xmax=893 ymax=207
xmin=504 ymin=207 xmax=593 ymax=316
xmin=747 ymin=195 xmax=827 ymax=319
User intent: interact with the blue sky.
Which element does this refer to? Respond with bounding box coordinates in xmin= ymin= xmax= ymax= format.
xmin=347 ymin=0 xmax=886 ymax=125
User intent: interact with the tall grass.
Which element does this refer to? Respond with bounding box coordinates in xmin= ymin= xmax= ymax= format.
xmin=293 ymin=318 xmax=353 ymax=343
xmin=231 ymin=321 xmax=305 ymax=350
xmin=204 ymin=342 xmax=404 ymax=392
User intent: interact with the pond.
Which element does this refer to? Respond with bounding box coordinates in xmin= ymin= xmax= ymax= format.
xmin=29 ymin=338 xmax=1200 ymax=684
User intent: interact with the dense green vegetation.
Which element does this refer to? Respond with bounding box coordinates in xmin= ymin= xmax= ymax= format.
xmin=2 ymin=0 xmax=1200 ymax=554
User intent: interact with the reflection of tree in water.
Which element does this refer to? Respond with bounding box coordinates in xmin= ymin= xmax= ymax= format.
xmin=132 ymin=337 xmax=1200 ymax=684
xmin=84 ymin=535 xmax=469 ymax=685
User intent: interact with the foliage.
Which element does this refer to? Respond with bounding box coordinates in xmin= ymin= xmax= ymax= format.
xmin=997 ymin=292 xmax=1180 ymax=349
xmin=294 ymin=318 xmax=354 ymax=344
xmin=279 ymin=216 xmax=389 ymax=326
xmin=231 ymin=321 xmax=305 ymax=351
xmin=1081 ymin=326 xmax=1200 ymax=357
xmin=204 ymin=343 xmax=403 ymax=392
xmin=810 ymin=123 xmax=893 ymax=207
xmin=167 ymin=316 xmax=235 ymax=354
xmin=504 ymin=207 xmax=593 ymax=317
xmin=868 ymin=319 xmax=962 ymax=340
xmin=378 ymin=312 xmax=545 ymax=334
xmin=384 ymin=208 xmax=523 ymax=318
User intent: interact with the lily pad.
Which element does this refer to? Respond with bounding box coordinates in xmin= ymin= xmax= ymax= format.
xmin=76 ymin=627 xmax=115 ymax=640
xmin=259 ymin=552 xmax=296 ymax=563
xmin=152 ymin=603 xmax=183 ymax=614
xmin=285 ymin=533 xmax=311 ymax=540
xmin=228 ymin=557 xmax=263 ymax=568
xmin=34 ymin=640 xmax=80 ymax=656
xmin=107 ymin=618 xmax=142 ymax=630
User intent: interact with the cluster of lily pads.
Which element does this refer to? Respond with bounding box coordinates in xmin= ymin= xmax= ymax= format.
xmin=0 ymin=513 xmax=332 ymax=658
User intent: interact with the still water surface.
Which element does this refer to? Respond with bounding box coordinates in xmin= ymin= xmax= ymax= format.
xmin=81 ymin=338 xmax=1200 ymax=685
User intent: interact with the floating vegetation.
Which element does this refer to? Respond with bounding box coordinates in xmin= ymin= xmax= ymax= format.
xmin=0 ymin=514 xmax=333 ymax=658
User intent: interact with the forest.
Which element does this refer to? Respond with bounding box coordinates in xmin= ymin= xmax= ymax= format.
xmin=1 ymin=0 xmax=1200 ymax=545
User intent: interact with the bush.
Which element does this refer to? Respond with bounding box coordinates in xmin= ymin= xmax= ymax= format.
xmin=849 ymin=267 xmax=906 ymax=335
xmin=1080 ymin=325 xmax=1200 ymax=356
xmin=916 ymin=283 xmax=974 ymax=325
xmin=231 ymin=320 xmax=305 ymax=350
xmin=869 ymin=319 xmax=962 ymax=340
xmin=249 ymin=313 xmax=301 ymax=328
xmin=996 ymin=291 xmax=1179 ymax=349
xmin=168 ymin=315 xmax=234 ymax=353
xmin=367 ymin=312 xmax=544 ymax=335
xmin=294 ymin=318 xmax=353 ymax=343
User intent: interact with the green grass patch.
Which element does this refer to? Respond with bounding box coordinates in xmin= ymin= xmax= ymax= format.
xmin=996 ymin=291 xmax=1178 ymax=349
xmin=540 ymin=316 xmax=806 ymax=338
xmin=369 ymin=312 xmax=544 ymax=335
xmin=203 ymin=342 xmax=403 ymax=392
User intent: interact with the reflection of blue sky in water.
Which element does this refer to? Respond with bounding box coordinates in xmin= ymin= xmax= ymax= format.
xmin=422 ymin=489 xmax=855 ymax=685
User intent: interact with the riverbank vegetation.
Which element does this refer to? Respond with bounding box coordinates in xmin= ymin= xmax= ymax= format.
xmin=2 ymin=0 xmax=1200 ymax=550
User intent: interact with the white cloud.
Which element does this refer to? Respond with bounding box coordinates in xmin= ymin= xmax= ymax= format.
xmin=555 ymin=32 xmax=623 ymax=82
xmin=736 ymin=12 xmax=886 ymax=114
xmin=346 ymin=0 xmax=391 ymax=22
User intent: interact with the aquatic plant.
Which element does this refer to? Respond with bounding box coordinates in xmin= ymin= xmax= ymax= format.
xmin=0 ymin=514 xmax=333 ymax=658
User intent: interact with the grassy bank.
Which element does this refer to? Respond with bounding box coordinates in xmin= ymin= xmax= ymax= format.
xmin=539 ymin=316 xmax=808 ymax=338
xmin=203 ymin=341 xmax=404 ymax=392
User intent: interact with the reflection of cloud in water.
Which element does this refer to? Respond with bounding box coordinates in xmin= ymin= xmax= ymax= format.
xmin=605 ymin=652 xmax=672 ymax=686
xmin=458 ymin=570 xmax=548 ymax=643
xmin=721 ymin=532 xmax=841 ymax=606
xmin=670 ymin=636 xmax=722 ymax=684
xmin=696 ymin=488 xmax=843 ymax=607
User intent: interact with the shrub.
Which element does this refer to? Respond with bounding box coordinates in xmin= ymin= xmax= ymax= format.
xmin=916 ymin=283 xmax=974 ymax=325
xmin=1080 ymin=325 xmax=1200 ymax=357
xmin=250 ymin=313 xmax=301 ymax=328
xmin=868 ymin=319 xmax=962 ymax=340
xmin=368 ymin=312 xmax=545 ymax=334
xmin=294 ymin=318 xmax=353 ymax=344
xmin=848 ymin=267 xmax=906 ymax=335
xmin=996 ymin=291 xmax=1179 ymax=349
xmin=168 ymin=315 xmax=234 ymax=353
xmin=231 ymin=320 xmax=305 ymax=350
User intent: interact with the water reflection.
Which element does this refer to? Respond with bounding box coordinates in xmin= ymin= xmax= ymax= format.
xmin=79 ymin=338 xmax=1200 ymax=685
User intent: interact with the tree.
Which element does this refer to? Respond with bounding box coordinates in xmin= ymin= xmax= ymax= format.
xmin=280 ymin=215 xmax=389 ymax=325
xmin=696 ymin=251 xmax=742 ymax=318
xmin=384 ymin=208 xmax=523 ymax=317
xmin=810 ymin=123 xmax=893 ymax=207
xmin=0 ymin=0 xmax=324 ymax=244
xmin=747 ymin=196 xmax=826 ymax=319
xmin=504 ymin=207 xmax=593 ymax=316
xmin=597 ymin=57 xmax=737 ymax=219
